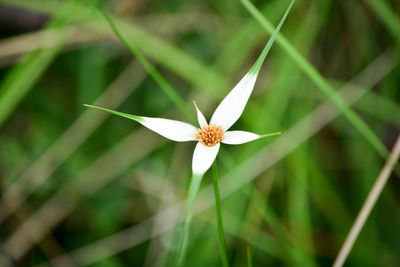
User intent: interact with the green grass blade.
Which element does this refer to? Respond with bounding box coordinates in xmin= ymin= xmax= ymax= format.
xmin=363 ymin=0 xmax=399 ymax=39
xmin=246 ymin=238 xmax=253 ymax=267
xmin=0 ymin=51 xmax=59 ymax=127
xmin=176 ymin=173 xmax=204 ymax=266
xmin=92 ymin=4 xmax=192 ymax=119
xmin=212 ymin=163 xmax=229 ymax=267
xmin=241 ymin=0 xmax=388 ymax=159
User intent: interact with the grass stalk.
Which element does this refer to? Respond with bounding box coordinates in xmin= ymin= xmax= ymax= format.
xmin=246 ymin=237 xmax=253 ymax=267
xmin=176 ymin=173 xmax=204 ymax=266
xmin=363 ymin=0 xmax=399 ymax=39
xmin=93 ymin=4 xmax=192 ymax=119
xmin=333 ymin=135 xmax=400 ymax=267
xmin=212 ymin=163 xmax=229 ymax=267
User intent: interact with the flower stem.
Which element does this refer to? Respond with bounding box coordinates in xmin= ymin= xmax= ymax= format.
xmin=176 ymin=173 xmax=203 ymax=266
xmin=246 ymin=237 xmax=253 ymax=267
xmin=212 ymin=163 xmax=229 ymax=267
xmin=93 ymin=4 xmax=192 ymax=119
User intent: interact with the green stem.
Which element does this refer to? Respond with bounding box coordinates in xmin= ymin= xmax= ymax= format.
xmin=176 ymin=173 xmax=203 ymax=266
xmin=93 ymin=3 xmax=192 ymax=119
xmin=212 ymin=163 xmax=229 ymax=267
xmin=246 ymin=237 xmax=253 ymax=267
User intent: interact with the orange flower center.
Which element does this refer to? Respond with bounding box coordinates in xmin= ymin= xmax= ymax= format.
xmin=195 ymin=125 xmax=224 ymax=147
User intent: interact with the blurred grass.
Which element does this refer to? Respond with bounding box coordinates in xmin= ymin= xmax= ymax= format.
xmin=0 ymin=0 xmax=78 ymax=126
xmin=242 ymin=0 xmax=388 ymax=159
xmin=0 ymin=0 xmax=399 ymax=266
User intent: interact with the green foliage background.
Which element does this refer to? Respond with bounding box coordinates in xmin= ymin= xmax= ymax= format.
xmin=0 ymin=0 xmax=399 ymax=266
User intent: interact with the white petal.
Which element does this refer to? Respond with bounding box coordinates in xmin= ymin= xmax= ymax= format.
xmin=83 ymin=104 xmax=198 ymax=142
xmin=222 ymin=130 xmax=281 ymax=145
xmin=192 ymin=142 xmax=220 ymax=175
xmin=193 ymin=101 xmax=208 ymax=128
xmin=210 ymin=72 xmax=257 ymax=130
xmin=141 ymin=117 xmax=198 ymax=142
xmin=221 ymin=130 xmax=260 ymax=145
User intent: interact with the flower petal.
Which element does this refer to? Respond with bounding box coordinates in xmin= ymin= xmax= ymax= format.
xmin=140 ymin=117 xmax=198 ymax=142
xmin=222 ymin=130 xmax=281 ymax=145
xmin=209 ymin=72 xmax=257 ymax=130
xmin=192 ymin=142 xmax=220 ymax=174
xmin=209 ymin=0 xmax=295 ymax=130
xmin=193 ymin=101 xmax=208 ymax=128
xmin=83 ymin=104 xmax=198 ymax=142
xmin=221 ymin=130 xmax=260 ymax=145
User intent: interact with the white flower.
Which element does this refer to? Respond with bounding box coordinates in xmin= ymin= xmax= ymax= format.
xmin=84 ymin=70 xmax=280 ymax=175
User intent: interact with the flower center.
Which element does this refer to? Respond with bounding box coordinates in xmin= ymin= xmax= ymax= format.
xmin=195 ymin=125 xmax=224 ymax=147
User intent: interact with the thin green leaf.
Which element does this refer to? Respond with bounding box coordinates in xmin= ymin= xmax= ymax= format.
xmin=364 ymin=0 xmax=399 ymax=39
xmin=92 ymin=4 xmax=193 ymax=119
xmin=176 ymin=173 xmax=204 ymax=266
xmin=246 ymin=238 xmax=253 ymax=267
xmin=212 ymin=162 xmax=229 ymax=267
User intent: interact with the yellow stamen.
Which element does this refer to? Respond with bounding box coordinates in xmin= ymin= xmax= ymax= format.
xmin=195 ymin=125 xmax=224 ymax=147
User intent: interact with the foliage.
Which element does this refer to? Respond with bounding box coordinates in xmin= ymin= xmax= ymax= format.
xmin=0 ymin=0 xmax=399 ymax=266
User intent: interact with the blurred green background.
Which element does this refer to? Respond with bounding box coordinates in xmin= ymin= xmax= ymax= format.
xmin=0 ymin=0 xmax=399 ymax=266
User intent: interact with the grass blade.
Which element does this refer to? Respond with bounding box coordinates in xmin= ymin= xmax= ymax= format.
xmin=92 ymin=4 xmax=192 ymax=119
xmin=176 ymin=173 xmax=204 ymax=266
xmin=212 ymin=163 xmax=229 ymax=267
xmin=246 ymin=237 xmax=253 ymax=267
xmin=363 ymin=0 xmax=399 ymax=39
